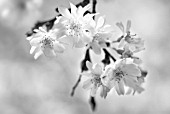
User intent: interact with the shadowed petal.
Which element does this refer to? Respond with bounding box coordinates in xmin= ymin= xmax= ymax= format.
xmin=115 ymin=81 xmax=125 ymax=95
xmin=91 ymin=85 xmax=98 ymax=97
xmin=79 ymin=4 xmax=91 ymax=16
xmin=100 ymin=85 xmax=110 ymax=98
xmin=91 ymin=42 xmax=101 ymax=55
xmin=83 ymin=78 xmax=93 ymax=90
xmin=53 ymin=41 xmax=65 ymax=53
xmin=43 ymin=47 xmax=56 ymax=57
xmin=126 ymin=20 xmax=131 ymax=33
xmin=74 ymin=39 xmax=86 ymax=48
xmin=118 ymin=38 xmax=125 ymax=48
xmin=116 ymin=22 xmax=124 ymax=33
xmin=124 ymin=77 xmax=144 ymax=93
xmin=122 ymin=64 xmax=141 ymax=76
xmin=86 ymin=61 xmax=93 ymax=71
xmin=107 ymin=80 xmax=116 ymax=89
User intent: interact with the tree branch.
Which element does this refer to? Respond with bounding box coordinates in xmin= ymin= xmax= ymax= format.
xmin=70 ymin=48 xmax=91 ymax=96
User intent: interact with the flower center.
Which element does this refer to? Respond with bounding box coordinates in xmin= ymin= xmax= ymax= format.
xmin=66 ymin=21 xmax=82 ymax=37
xmin=122 ymin=50 xmax=133 ymax=58
xmin=113 ymin=68 xmax=124 ymax=82
xmin=91 ymin=75 xmax=102 ymax=87
xmin=125 ymin=32 xmax=137 ymax=44
xmin=40 ymin=35 xmax=54 ymax=49
xmin=93 ymin=34 xmax=100 ymax=41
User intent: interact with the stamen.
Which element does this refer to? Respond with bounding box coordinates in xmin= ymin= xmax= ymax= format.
xmin=66 ymin=21 xmax=83 ymax=37
xmin=40 ymin=35 xmax=54 ymax=49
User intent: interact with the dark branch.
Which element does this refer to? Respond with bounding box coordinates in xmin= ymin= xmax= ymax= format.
xmin=92 ymin=0 xmax=97 ymax=19
xmin=89 ymin=96 xmax=96 ymax=111
xmin=81 ymin=48 xmax=91 ymax=72
xmin=70 ymin=48 xmax=91 ymax=96
xmin=103 ymin=48 xmax=116 ymax=62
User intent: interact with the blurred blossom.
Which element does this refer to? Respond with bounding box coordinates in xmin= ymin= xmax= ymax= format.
xmin=0 ymin=0 xmax=43 ymax=28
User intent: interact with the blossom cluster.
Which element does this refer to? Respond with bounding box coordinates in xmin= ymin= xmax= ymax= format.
xmin=26 ymin=2 xmax=147 ymax=99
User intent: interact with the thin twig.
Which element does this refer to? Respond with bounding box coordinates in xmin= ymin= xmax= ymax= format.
xmin=70 ymin=74 xmax=82 ymax=96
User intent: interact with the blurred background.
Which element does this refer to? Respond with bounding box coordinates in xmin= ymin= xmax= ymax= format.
xmin=0 ymin=0 xmax=170 ymax=114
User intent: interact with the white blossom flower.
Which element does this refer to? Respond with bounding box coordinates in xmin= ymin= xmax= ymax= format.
xmin=82 ymin=61 xmax=110 ymax=97
xmin=87 ymin=16 xmax=113 ymax=54
xmin=116 ymin=20 xmax=145 ymax=53
xmin=56 ymin=2 xmax=95 ymax=48
xmin=27 ymin=27 xmax=65 ymax=59
xmin=102 ymin=58 xmax=144 ymax=95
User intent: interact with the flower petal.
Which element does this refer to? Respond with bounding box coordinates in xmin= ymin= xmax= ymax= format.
xmin=43 ymin=47 xmax=56 ymax=57
xmin=96 ymin=16 xmax=105 ymax=29
xmin=115 ymin=81 xmax=125 ymax=95
xmin=58 ymin=6 xmax=71 ymax=18
xmin=70 ymin=2 xmax=77 ymax=17
xmin=74 ymin=39 xmax=86 ymax=48
xmin=124 ymin=77 xmax=144 ymax=93
xmin=26 ymin=36 xmax=33 ymax=41
xmin=133 ymin=58 xmax=142 ymax=65
xmin=97 ymin=32 xmax=112 ymax=41
xmin=91 ymin=42 xmax=101 ymax=55
xmin=126 ymin=88 xmax=133 ymax=95
xmin=81 ymin=72 xmax=92 ymax=77
xmin=126 ymin=20 xmax=131 ymax=33
xmin=53 ymin=41 xmax=65 ymax=53
xmin=83 ymin=13 xmax=96 ymax=23
xmin=92 ymin=63 xmax=102 ymax=75
xmin=30 ymin=46 xmax=37 ymax=54
xmin=118 ymin=38 xmax=125 ymax=48
xmin=90 ymin=84 xmax=98 ymax=97
xmin=116 ymin=22 xmax=124 ymax=33
xmin=117 ymin=80 xmax=125 ymax=95
xmin=86 ymin=61 xmax=93 ymax=71
xmin=83 ymin=78 xmax=93 ymax=90
xmin=122 ymin=64 xmax=141 ymax=76
xmin=100 ymin=85 xmax=110 ymax=98
xmin=107 ymin=80 xmax=116 ymax=89
xmin=34 ymin=50 xmax=43 ymax=59
xmin=83 ymin=4 xmax=91 ymax=13
xmin=81 ymin=34 xmax=92 ymax=44
xmin=30 ymin=37 xmax=41 ymax=46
